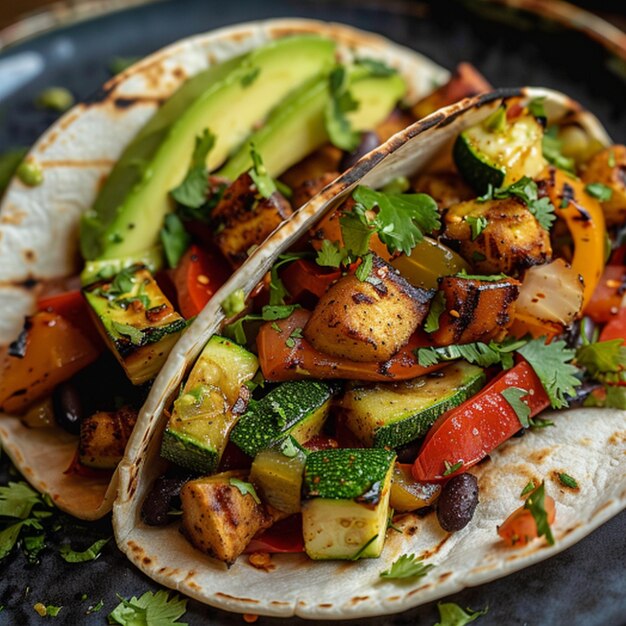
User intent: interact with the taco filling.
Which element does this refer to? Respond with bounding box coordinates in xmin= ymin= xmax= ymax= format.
xmin=140 ymin=93 xmax=625 ymax=564
xmin=0 ymin=32 xmax=480 ymax=498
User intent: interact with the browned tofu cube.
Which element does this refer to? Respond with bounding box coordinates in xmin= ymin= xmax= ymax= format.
xmin=431 ymin=276 xmax=521 ymax=346
xmin=444 ymin=197 xmax=552 ymax=275
xmin=180 ymin=472 xmax=272 ymax=565
xmin=304 ymin=255 xmax=433 ymax=362
xmin=212 ymin=172 xmax=292 ymax=267
xmin=79 ymin=406 xmax=137 ymax=469
xmin=412 ymin=171 xmax=475 ymax=210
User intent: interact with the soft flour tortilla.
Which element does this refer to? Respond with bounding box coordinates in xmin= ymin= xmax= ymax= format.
xmin=0 ymin=19 xmax=448 ymax=520
xmin=112 ymin=88 xmax=625 ymax=619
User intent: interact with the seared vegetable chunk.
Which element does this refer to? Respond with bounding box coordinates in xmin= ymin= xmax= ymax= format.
xmin=79 ymin=405 xmax=137 ymax=469
xmin=390 ymin=464 xmax=441 ymax=513
xmin=304 ymin=255 xmax=433 ymax=362
xmin=581 ymin=145 xmax=626 ymax=226
xmin=161 ymin=337 xmax=258 ymax=473
xmin=290 ymin=171 xmax=339 ymax=210
xmin=212 ymin=172 xmax=291 ymax=267
xmin=180 ymin=471 xmax=272 ymax=564
xmin=302 ymin=448 xmax=395 ymax=560
xmin=431 ymin=275 xmax=520 ymax=345
xmin=444 ymin=197 xmax=552 ymax=275
xmin=83 ymin=265 xmax=186 ymax=385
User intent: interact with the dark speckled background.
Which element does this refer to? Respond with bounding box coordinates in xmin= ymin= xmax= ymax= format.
xmin=0 ymin=1 xmax=625 ymax=624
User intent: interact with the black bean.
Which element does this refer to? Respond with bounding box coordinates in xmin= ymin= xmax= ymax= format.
xmin=141 ymin=476 xmax=187 ymax=526
xmin=437 ymin=473 xmax=479 ymax=532
xmin=339 ymin=131 xmax=381 ymax=171
xmin=52 ymin=382 xmax=84 ymax=435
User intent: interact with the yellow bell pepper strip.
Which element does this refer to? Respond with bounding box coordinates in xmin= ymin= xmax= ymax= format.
xmin=537 ymin=166 xmax=606 ymax=310
xmin=390 ymin=237 xmax=470 ymax=290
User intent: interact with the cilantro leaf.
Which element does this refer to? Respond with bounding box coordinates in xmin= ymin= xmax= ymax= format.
xmin=443 ymin=460 xmax=463 ymax=476
xmin=325 ymin=66 xmax=360 ymax=151
xmin=170 ymin=129 xmax=215 ymax=209
xmin=434 ymin=602 xmax=488 ymax=626
xmin=261 ymin=304 xmax=300 ymax=321
xmin=520 ymin=480 xmax=536 ymax=497
xmin=279 ymin=437 xmax=300 ymax=458
xmin=60 ymin=538 xmax=109 ymax=563
xmin=0 ymin=481 xmax=42 ymax=518
xmin=111 ymin=321 xmax=144 ymax=346
xmin=108 ymin=590 xmax=187 ymax=626
xmin=543 ymin=126 xmax=576 ymax=174
xmin=229 ymin=478 xmax=261 ymax=504
xmin=558 ymin=473 xmax=578 ymax=489
xmin=466 ymin=215 xmax=487 ymax=240
xmin=249 ymin=144 xmax=276 ymax=199
xmin=379 ymin=553 xmax=434 ymax=580
xmin=355 ymin=253 xmax=374 ymax=281
xmin=523 ymin=481 xmax=554 ymax=545
xmin=517 ymin=338 xmax=581 ymax=409
xmin=416 ymin=338 xmax=526 ymax=369
xmin=86 ymin=599 xmax=105 ymax=614
xmin=576 ymin=338 xmax=626 ymax=382
xmin=455 ymin=269 xmax=508 ymax=282
xmin=160 ymin=213 xmax=191 ymax=268
xmin=501 ymin=387 xmax=531 ymax=428
xmin=355 ymin=58 xmax=397 ymax=77
xmin=339 ymin=208 xmax=376 ymax=257
xmin=352 ymin=185 xmax=440 ymax=256
xmin=0 ymin=518 xmax=43 ymax=560
xmin=585 ymin=182 xmax=613 ymax=202
xmin=499 ymin=177 xmax=556 ymax=230
xmin=316 ymin=239 xmax=346 ymax=268
xmin=424 ymin=291 xmax=446 ymax=334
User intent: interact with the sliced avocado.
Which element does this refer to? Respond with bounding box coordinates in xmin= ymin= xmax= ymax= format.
xmin=80 ymin=36 xmax=336 ymax=261
xmin=83 ymin=265 xmax=186 ymax=385
xmin=216 ymin=66 xmax=407 ymax=181
xmin=161 ymin=336 xmax=258 ymax=473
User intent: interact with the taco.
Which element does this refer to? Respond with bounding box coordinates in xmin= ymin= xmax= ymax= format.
xmin=112 ymin=87 xmax=625 ymax=619
xmin=0 ymin=19 xmax=461 ymax=520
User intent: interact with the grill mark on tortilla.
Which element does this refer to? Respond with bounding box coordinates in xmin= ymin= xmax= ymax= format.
xmin=419 ymin=533 xmax=451 ymax=559
xmin=215 ymin=592 xmax=259 ymax=604
xmin=591 ymin=499 xmax=615 ymax=518
xmin=407 ymin=583 xmax=433 ymax=597
xmin=350 ymin=596 xmax=370 ymax=604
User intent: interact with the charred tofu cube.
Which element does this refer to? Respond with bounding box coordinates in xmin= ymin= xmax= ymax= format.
xmin=304 ymin=255 xmax=433 ymax=362
xmin=444 ymin=197 xmax=552 ymax=275
xmin=212 ymin=172 xmax=292 ymax=267
xmin=180 ymin=472 xmax=272 ymax=564
xmin=79 ymin=406 xmax=138 ymax=469
xmin=291 ymin=172 xmax=339 ymax=210
xmin=430 ymin=275 xmax=521 ymax=345
xmin=582 ymin=145 xmax=626 ymax=227
xmin=412 ymin=171 xmax=475 ymax=210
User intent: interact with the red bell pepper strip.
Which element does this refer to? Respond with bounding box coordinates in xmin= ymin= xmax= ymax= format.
xmin=173 ymin=244 xmax=230 ymax=319
xmin=245 ymin=515 xmax=304 ymax=554
xmin=280 ymin=259 xmax=341 ymax=300
xmin=412 ymin=360 xmax=550 ymax=482
xmin=257 ymin=309 xmax=445 ymax=382
xmin=599 ymin=307 xmax=626 ymax=344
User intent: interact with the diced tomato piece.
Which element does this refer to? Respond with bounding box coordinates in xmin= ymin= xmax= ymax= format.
xmin=413 ymin=360 xmax=550 ymax=481
xmin=599 ymin=306 xmax=626 ymax=344
xmin=497 ymin=494 xmax=556 ymax=547
xmin=173 ymin=244 xmax=230 ymax=319
xmin=280 ymin=259 xmax=341 ymax=300
xmin=585 ymin=265 xmax=626 ymax=323
xmin=37 ymin=290 xmax=102 ymax=345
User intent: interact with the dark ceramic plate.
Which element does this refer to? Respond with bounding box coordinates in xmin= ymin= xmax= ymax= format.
xmin=0 ymin=1 xmax=625 ymax=624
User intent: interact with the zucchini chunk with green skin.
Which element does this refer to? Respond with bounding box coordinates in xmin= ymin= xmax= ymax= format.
xmin=79 ymin=406 xmax=137 ymax=469
xmin=443 ymin=197 xmax=552 ymax=275
xmin=180 ymin=471 xmax=273 ymax=565
xmin=431 ymin=276 xmax=521 ymax=346
xmin=80 ymin=35 xmax=336 ymax=261
xmin=161 ymin=336 xmax=258 ymax=473
xmin=83 ymin=265 xmax=186 ymax=385
xmin=340 ymin=362 xmax=485 ymax=449
xmin=302 ymin=448 xmax=395 ymax=560
xmin=230 ymin=380 xmax=336 ymax=457
xmin=249 ymin=436 xmax=307 ymax=515
xmin=453 ymin=112 xmax=546 ymax=193
xmin=304 ymin=255 xmax=434 ymax=362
